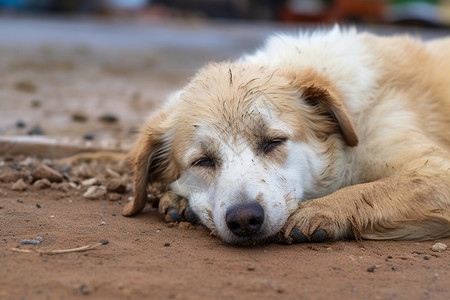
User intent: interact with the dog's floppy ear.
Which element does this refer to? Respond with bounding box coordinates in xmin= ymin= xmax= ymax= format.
xmin=300 ymin=83 xmax=358 ymax=147
xmin=122 ymin=107 xmax=180 ymax=217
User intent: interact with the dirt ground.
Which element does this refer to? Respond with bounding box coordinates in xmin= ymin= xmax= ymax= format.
xmin=1 ymin=17 xmax=450 ymax=300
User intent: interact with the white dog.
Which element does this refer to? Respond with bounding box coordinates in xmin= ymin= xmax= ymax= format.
xmin=123 ymin=26 xmax=450 ymax=244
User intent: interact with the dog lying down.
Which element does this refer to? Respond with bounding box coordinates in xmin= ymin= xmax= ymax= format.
xmin=123 ymin=26 xmax=450 ymax=244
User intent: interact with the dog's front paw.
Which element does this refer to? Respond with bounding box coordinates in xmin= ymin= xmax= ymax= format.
xmin=158 ymin=191 xmax=198 ymax=223
xmin=283 ymin=201 xmax=348 ymax=243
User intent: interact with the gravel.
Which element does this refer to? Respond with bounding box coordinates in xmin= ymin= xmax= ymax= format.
xmin=33 ymin=178 xmax=51 ymax=189
xmin=31 ymin=164 xmax=63 ymax=183
xmin=12 ymin=178 xmax=27 ymax=191
xmin=431 ymin=243 xmax=447 ymax=252
xmin=83 ymin=185 xmax=107 ymax=199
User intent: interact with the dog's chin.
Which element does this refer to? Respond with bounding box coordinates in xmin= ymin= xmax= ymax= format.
xmin=218 ymin=229 xmax=284 ymax=246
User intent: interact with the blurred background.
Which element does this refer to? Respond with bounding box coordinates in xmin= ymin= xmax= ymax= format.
xmin=2 ymin=0 xmax=450 ymax=25
xmin=0 ymin=0 xmax=449 ymax=156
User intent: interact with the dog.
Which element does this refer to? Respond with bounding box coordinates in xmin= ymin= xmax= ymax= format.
xmin=122 ymin=26 xmax=450 ymax=244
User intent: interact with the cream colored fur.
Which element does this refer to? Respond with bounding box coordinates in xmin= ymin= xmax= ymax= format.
xmin=123 ymin=26 xmax=450 ymax=244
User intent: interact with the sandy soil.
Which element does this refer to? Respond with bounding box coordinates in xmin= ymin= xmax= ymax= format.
xmin=1 ymin=178 xmax=450 ymax=300
xmin=1 ymin=17 xmax=450 ymax=300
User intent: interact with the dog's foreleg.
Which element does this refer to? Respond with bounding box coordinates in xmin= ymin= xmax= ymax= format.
xmin=284 ymin=173 xmax=450 ymax=242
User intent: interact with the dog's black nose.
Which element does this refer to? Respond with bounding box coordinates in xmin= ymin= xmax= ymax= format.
xmin=226 ymin=202 xmax=264 ymax=237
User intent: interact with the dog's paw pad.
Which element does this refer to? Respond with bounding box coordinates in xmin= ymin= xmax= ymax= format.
xmin=311 ymin=229 xmax=329 ymax=242
xmin=291 ymin=229 xmax=308 ymax=243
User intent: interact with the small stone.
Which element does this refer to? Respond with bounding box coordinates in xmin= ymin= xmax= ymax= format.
xmin=412 ymin=250 xmax=423 ymax=255
xmin=431 ymin=243 xmax=447 ymax=252
xmin=69 ymin=182 xmax=79 ymax=189
xmin=100 ymin=221 xmax=106 ymax=226
xmin=14 ymin=80 xmax=37 ymax=93
xmin=105 ymin=168 xmax=121 ymax=178
xmin=12 ymin=179 xmax=27 ymax=191
xmin=31 ymin=99 xmax=41 ymax=108
xmin=424 ymin=256 xmax=431 ymax=260
xmin=79 ymin=285 xmax=89 ymax=295
xmin=108 ymin=193 xmax=122 ymax=202
xmin=164 ymin=242 xmax=171 ymax=247
xmin=36 ymin=203 xmax=41 ymax=208
xmin=27 ymin=126 xmax=45 ymax=136
xmin=33 ymin=178 xmax=51 ymax=189
xmin=54 ymin=182 xmax=71 ymax=192
xmin=16 ymin=120 xmax=27 ymax=128
xmin=367 ymin=265 xmax=379 ymax=272
xmin=82 ymin=178 xmax=100 ymax=187
xmin=247 ymin=265 xmax=256 ymax=271
xmin=100 ymin=239 xmax=109 ymax=245
xmin=17 ymin=199 xmax=24 ymax=203
xmin=83 ymin=133 xmax=94 ymax=140
xmin=98 ymin=114 xmax=118 ymax=124
xmin=72 ymin=112 xmax=88 ymax=122
xmin=36 ymin=236 xmax=43 ymax=241
xmin=83 ymin=186 xmax=107 ymax=199
xmin=106 ymin=178 xmax=126 ymax=193
xmin=0 ymin=168 xmax=29 ymax=183
xmin=21 ymin=239 xmax=40 ymax=245
xmin=31 ymin=164 xmax=63 ymax=183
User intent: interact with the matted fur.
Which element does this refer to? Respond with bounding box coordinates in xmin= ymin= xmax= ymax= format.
xmin=123 ymin=26 xmax=450 ymax=244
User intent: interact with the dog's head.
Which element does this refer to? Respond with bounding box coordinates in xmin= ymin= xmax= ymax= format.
xmin=123 ymin=62 xmax=358 ymax=244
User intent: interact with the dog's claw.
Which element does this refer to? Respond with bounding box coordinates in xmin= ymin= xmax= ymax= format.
xmin=184 ymin=206 xmax=199 ymax=224
xmin=310 ymin=229 xmax=329 ymax=242
xmin=291 ymin=229 xmax=308 ymax=243
xmin=167 ymin=209 xmax=182 ymax=222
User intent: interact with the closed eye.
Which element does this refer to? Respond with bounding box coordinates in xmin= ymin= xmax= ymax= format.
xmin=263 ymin=138 xmax=287 ymax=154
xmin=192 ymin=156 xmax=216 ymax=168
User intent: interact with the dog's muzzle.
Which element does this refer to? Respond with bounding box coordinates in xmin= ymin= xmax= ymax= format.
xmin=225 ymin=202 xmax=264 ymax=237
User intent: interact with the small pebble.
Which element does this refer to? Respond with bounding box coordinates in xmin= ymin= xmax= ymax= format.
xmin=81 ymin=178 xmax=100 ymax=187
xmin=31 ymin=164 xmax=63 ymax=183
xmin=106 ymin=178 xmax=126 ymax=193
xmin=164 ymin=242 xmax=171 ymax=247
xmin=83 ymin=133 xmax=94 ymax=140
xmin=27 ymin=126 xmax=45 ymax=136
xmin=424 ymin=256 xmax=430 ymax=260
xmin=79 ymin=285 xmax=89 ymax=295
xmin=247 ymin=265 xmax=256 ymax=271
xmin=98 ymin=114 xmax=119 ymax=124
xmin=31 ymin=99 xmax=41 ymax=108
xmin=17 ymin=199 xmax=24 ymax=203
xmin=33 ymin=178 xmax=51 ymax=189
xmin=0 ymin=168 xmax=27 ymax=183
xmin=100 ymin=239 xmax=109 ymax=245
xmin=105 ymin=168 xmax=121 ymax=178
xmin=21 ymin=239 xmax=41 ymax=245
xmin=12 ymin=179 xmax=27 ymax=191
xmin=16 ymin=120 xmax=27 ymax=128
xmin=72 ymin=112 xmax=88 ymax=122
xmin=108 ymin=193 xmax=122 ymax=202
xmin=83 ymin=186 xmax=107 ymax=199
xmin=14 ymin=80 xmax=37 ymax=93
xmin=36 ymin=236 xmax=43 ymax=241
xmin=367 ymin=265 xmax=379 ymax=272
xmin=431 ymin=242 xmax=447 ymax=252
xmin=36 ymin=203 xmax=41 ymax=208
xmin=100 ymin=221 xmax=106 ymax=226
